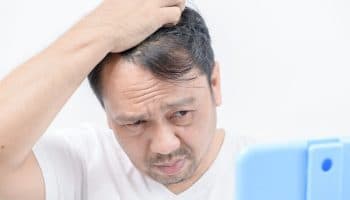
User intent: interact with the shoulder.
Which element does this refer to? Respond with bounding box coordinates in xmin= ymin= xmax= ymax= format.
xmin=32 ymin=124 xmax=126 ymax=200
xmin=33 ymin=123 xmax=128 ymax=175
xmin=35 ymin=123 xmax=118 ymax=155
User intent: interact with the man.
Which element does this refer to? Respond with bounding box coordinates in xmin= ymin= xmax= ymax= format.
xmin=0 ymin=1 xmax=249 ymax=200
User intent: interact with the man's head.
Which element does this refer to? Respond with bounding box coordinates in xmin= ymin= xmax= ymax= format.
xmin=88 ymin=8 xmax=222 ymax=186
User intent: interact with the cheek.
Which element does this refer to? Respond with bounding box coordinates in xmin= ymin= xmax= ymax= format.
xmin=177 ymin=113 xmax=214 ymax=157
xmin=183 ymin=105 xmax=216 ymax=157
xmin=113 ymin=130 xmax=149 ymax=168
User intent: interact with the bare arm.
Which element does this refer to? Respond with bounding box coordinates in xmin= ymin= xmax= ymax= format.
xmin=0 ymin=0 xmax=185 ymax=199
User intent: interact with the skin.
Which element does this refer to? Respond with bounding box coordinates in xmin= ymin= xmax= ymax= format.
xmin=0 ymin=0 xmax=185 ymax=199
xmin=101 ymin=55 xmax=223 ymax=194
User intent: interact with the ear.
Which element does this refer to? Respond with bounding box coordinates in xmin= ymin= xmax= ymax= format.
xmin=210 ymin=61 xmax=222 ymax=106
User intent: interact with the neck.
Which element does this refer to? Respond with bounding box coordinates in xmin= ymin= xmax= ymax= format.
xmin=167 ymin=129 xmax=225 ymax=194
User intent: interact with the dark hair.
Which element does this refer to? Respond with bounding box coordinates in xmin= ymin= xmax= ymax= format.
xmin=88 ymin=7 xmax=215 ymax=107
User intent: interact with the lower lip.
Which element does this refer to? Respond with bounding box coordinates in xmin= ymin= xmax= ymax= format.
xmin=155 ymin=159 xmax=186 ymax=175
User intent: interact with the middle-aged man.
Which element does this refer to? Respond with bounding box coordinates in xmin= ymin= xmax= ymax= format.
xmin=0 ymin=1 xmax=251 ymax=200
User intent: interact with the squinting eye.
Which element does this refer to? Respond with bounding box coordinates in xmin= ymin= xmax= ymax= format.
xmin=174 ymin=111 xmax=189 ymax=118
xmin=126 ymin=120 xmax=144 ymax=127
xmin=133 ymin=120 xmax=143 ymax=125
xmin=171 ymin=110 xmax=194 ymax=126
xmin=119 ymin=120 xmax=147 ymax=137
xmin=123 ymin=120 xmax=146 ymax=133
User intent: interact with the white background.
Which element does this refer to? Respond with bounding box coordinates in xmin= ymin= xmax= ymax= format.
xmin=1 ymin=0 xmax=350 ymax=140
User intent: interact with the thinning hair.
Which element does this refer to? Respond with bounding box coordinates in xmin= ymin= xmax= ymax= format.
xmin=88 ymin=7 xmax=215 ymax=106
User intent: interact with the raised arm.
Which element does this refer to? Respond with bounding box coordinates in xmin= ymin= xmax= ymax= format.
xmin=0 ymin=0 xmax=184 ymax=199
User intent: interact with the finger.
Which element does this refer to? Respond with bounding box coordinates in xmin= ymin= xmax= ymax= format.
xmin=159 ymin=0 xmax=185 ymax=9
xmin=179 ymin=0 xmax=186 ymax=12
xmin=159 ymin=6 xmax=182 ymax=27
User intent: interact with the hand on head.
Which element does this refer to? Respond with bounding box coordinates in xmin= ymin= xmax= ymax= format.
xmin=93 ymin=0 xmax=186 ymax=53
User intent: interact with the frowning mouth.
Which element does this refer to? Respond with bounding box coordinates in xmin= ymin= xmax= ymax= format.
xmin=153 ymin=158 xmax=186 ymax=175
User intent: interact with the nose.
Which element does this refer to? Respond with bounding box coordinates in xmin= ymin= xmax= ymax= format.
xmin=149 ymin=124 xmax=180 ymax=155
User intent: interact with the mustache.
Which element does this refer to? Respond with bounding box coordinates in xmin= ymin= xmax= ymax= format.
xmin=148 ymin=147 xmax=192 ymax=165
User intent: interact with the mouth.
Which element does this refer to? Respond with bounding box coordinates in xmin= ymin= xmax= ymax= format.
xmin=153 ymin=158 xmax=186 ymax=176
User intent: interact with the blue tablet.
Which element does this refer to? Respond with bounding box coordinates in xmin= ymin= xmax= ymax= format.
xmin=236 ymin=137 xmax=350 ymax=200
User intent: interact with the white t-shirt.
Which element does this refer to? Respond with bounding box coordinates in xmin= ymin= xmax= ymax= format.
xmin=33 ymin=124 xmax=252 ymax=200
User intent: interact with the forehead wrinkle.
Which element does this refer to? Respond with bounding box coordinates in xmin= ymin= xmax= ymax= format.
xmin=127 ymin=85 xmax=173 ymax=104
xmin=126 ymin=79 xmax=206 ymax=100
xmin=167 ymin=79 xmax=207 ymax=90
xmin=125 ymin=80 xmax=207 ymax=109
xmin=132 ymin=92 xmax=169 ymax=106
xmin=121 ymin=78 xmax=160 ymax=95
xmin=120 ymin=71 xmax=205 ymax=98
xmin=113 ymin=99 xmax=158 ymax=123
xmin=113 ymin=92 xmax=198 ymax=123
xmin=123 ymin=81 xmax=171 ymax=99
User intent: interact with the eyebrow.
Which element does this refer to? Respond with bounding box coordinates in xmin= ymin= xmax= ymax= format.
xmin=162 ymin=97 xmax=196 ymax=110
xmin=113 ymin=97 xmax=196 ymax=123
xmin=113 ymin=113 xmax=148 ymax=123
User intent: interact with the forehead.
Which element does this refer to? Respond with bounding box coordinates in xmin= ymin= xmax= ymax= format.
xmin=101 ymin=57 xmax=209 ymax=112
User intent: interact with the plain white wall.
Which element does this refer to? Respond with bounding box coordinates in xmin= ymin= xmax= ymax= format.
xmin=2 ymin=0 xmax=350 ymax=139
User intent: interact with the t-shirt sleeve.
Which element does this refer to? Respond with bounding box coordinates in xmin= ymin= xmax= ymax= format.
xmin=32 ymin=126 xmax=91 ymax=200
